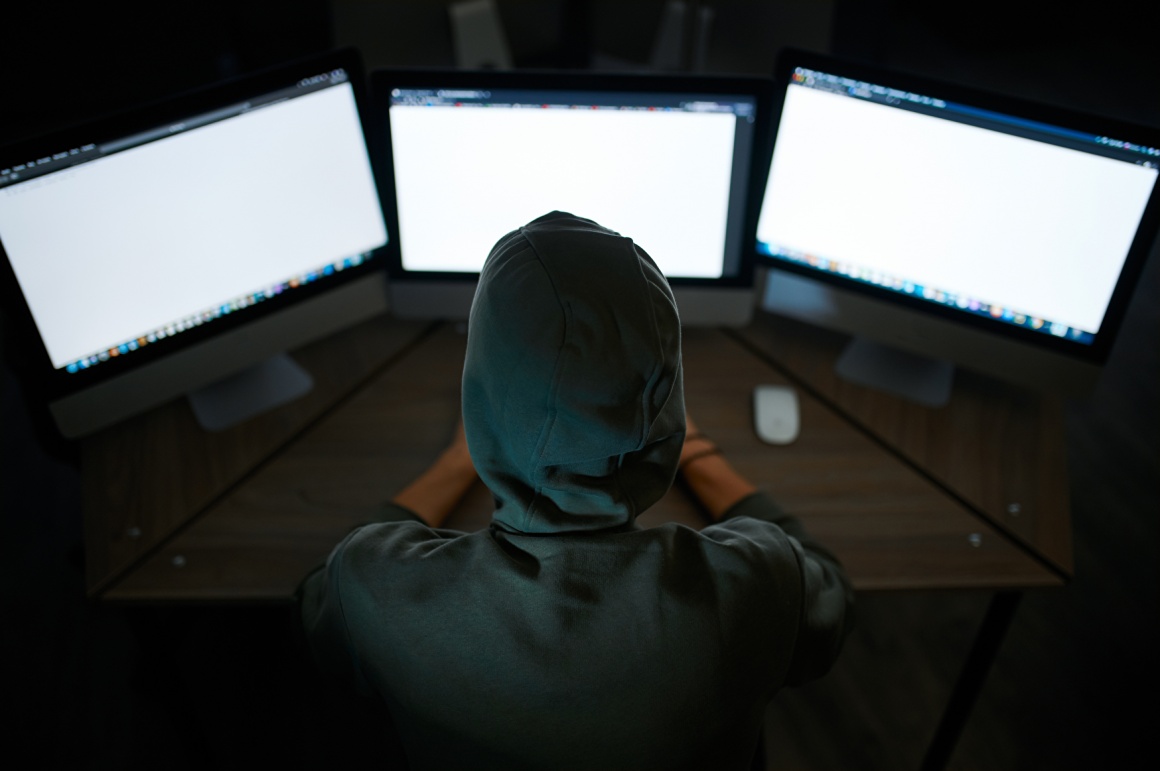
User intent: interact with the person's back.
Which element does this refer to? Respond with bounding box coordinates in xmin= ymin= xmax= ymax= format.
xmin=300 ymin=212 xmax=853 ymax=770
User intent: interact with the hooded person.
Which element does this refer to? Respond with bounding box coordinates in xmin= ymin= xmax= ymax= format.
xmin=299 ymin=212 xmax=853 ymax=770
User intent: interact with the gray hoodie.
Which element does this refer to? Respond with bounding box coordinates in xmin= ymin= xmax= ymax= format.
xmin=464 ymin=211 xmax=685 ymax=534
xmin=301 ymin=212 xmax=852 ymax=770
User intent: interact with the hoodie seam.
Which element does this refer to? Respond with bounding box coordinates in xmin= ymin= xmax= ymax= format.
xmin=519 ymin=225 xmax=571 ymax=533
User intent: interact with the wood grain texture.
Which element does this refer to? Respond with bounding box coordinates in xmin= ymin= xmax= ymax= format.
xmin=732 ymin=311 xmax=1073 ymax=578
xmin=81 ymin=315 xmax=434 ymax=597
xmin=104 ymin=324 xmax=1058 ymax=601
xmin=105 ymin=322 xmax=474 ymax=601
xmin=681 ymin=328 xmax=1059 ymax=591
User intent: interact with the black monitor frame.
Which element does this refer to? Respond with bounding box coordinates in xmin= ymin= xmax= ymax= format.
xmin=368 ymin=68 xmax=774 ymax=294
xmin=757 ymin=48 xmax=1160 ymax=366
xmin=0 ymin=47 xmax=388 ymax=409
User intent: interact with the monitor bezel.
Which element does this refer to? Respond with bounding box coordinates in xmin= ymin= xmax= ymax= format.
xmin=0 ymin=47 xmax=389 ymax=405
xmin=757 ymin=48 xmax=1160 ymax=365
xmin=368 ymin=67 xmax=774 ymax=291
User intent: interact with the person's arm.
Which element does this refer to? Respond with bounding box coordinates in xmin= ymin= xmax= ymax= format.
xmin=678 ymin=414 xmax=756 ymax=520
xmin=299 ymin=419 xmax=478 ymax=689
xmin=391 ymin=420 xmax=478 ymax=528
xmin=681 ymin=413 xmax=854 ymax=685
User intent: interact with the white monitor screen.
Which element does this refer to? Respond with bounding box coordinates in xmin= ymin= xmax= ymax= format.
xmin=757 ymin=67 xmax=1159 ymax=346
xmin=385 ymin=85 xmax=758 ymax=280
xmin=0 ymin=72 xmax=387 ymax=373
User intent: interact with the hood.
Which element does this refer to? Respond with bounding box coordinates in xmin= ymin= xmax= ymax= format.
xmin=462 ymin=212 xmax=685 ymax=534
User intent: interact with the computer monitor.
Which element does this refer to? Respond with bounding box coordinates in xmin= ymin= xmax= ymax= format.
xmin=369 ymin=69 xmax=772 ymax=325
xmin=755 ymin=49 xmax=1160 ymax=404
xmin=0 ymin=49 xmax=390 ymax=438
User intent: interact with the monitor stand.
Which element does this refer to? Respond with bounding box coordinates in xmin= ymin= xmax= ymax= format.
xmin=186 ymin=354 xmax=314 ymax=432
xmin=835 ymin=338 xmax=954 ymax=408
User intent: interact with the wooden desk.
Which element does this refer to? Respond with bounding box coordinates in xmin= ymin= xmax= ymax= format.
xmin=80 ymin=310 xmax=1072 ymax=769
xmin=83 ymin=312 xmax=1070 ymax=601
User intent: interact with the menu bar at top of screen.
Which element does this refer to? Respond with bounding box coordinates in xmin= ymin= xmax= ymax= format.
xmin=0 ymin=69 xmax=352 ymax=191
xmin=790 ymin=66 xmax=1160 ymax=169
xmin=389 ymin=87 xmax=755 ymax=118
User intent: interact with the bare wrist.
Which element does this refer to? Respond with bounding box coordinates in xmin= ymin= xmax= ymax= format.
xmin=679 ymin=432 xmax=719 ymax=469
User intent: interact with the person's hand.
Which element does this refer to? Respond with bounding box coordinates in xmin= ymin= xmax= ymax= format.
xmin=442 ymin=417 xmax=473 ymax=469
xmin=677 ymin=411 xmax=756 ymax=522
xmin=679 ymin=412 xmax=718 ymax=468
xmin=393 ymin=413 xmax=478 ymax=528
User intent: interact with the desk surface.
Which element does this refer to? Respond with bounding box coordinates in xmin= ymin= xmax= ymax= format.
xmin=82 ymin=312 xmax=1071 ymax=602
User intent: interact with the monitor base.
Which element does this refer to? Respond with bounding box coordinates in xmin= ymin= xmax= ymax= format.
xmin=835 ymin=337 xmax=954 ymax=408
xmin=187 ymin=354 xmax=314 ymax=432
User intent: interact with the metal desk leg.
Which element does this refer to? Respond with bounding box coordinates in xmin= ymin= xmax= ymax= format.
xmin=921 ymin=590 xmax=1022 ymax=771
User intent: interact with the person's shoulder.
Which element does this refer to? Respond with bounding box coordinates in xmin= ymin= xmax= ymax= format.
xmin=697 ymin=513 xmax=801 ymax=576
xmin=331 ymin=522 xmax=490 ymax=605
xmin=337 ymin=518 xmax=468 ymax=568
xmin=620 ymin=519 xmax=799 ymax=579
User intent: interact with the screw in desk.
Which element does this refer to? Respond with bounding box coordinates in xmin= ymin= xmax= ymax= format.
xmin=968 ymin=533 xmax=983 ymax=548
xmin=172 ymin=555 xmax=187 ymax=568
xmin=1007 ymin=503 xmax=1022 ymax=516
xmin=126 ymin=527 xmax=142 ymax=540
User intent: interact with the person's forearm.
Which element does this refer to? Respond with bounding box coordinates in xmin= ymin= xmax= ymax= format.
xmin=392 ymin=444 xmax=477 ymax=528
xmin=679 ymin=441 xmax=757 ymax=520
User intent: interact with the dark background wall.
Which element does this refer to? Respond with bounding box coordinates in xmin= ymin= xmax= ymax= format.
xmin=5 ymin=1 xmax=1157 ymax=138
xmin=0 ymin=2 xmax=333 ymax=147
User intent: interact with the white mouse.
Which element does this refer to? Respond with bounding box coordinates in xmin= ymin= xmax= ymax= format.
xmin=753 ymin=384 xmax=800 ymax=445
